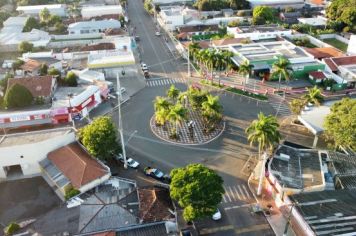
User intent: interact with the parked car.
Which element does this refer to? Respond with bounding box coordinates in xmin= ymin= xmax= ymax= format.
xmin=135 ymin=36 xmax=140 ymax=41
xmin=212 ymin=208 xmax=221 ymax=220
xmin=144 ymin=71 xmax=150 ymax=79
xmin=141 ymin=63 xmax=148 ymax=71
xmin=155 ymin=31 xmax=161 ymax=36
xmin=144 ymin=166 xmax=165 ymax=179
xmin=180 ymin=229 xmax=192 ymax=236
xmin=115 ymin=154 xmax=140 ymax=168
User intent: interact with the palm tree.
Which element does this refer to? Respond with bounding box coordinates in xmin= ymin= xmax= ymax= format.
xmin=271 ymin=57 xmax=291 ymax=91
xmin=155 ymin=107 xmax=169 ymax=127
xmin=202 ymin=94 xmax=222 ymax=115
xmin=167 ymin=103 xmax=188 ymax=138
xmin=289 ymin=99 xmax=306 ymax=116
xmin=302 ymin=86 xmax=324 ymax=106
xmin=153 ymin=96 xmax=171 ymax=112
xmin=245 ymin=112 xmax=281 ymax=195
xmin=167 ymin=85 xmax=180 ymax=102
xmin=238 ymin=60 xmax=254 ymax=91
xmin=188 ymin=42 xmax=201 ymax=62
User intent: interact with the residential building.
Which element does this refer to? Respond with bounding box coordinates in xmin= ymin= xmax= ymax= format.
xmin=323 ymin=55 xmax=356 ymax=88
xmin=298 ymin=16 xmax=327 ymax=27
xmin=68 ymin=19 xmax=121 ymax=35
xmin=227 ymin=25 xmax=292 ymax=40
xmin=7 ymin=75 xmax=57 ymax=102
xmin=18 ymin=59 xmax=42 ymax=76
xmin=159 ymin=6 xmax=184 ymax=31
xmin=1 ymin=16 xmax=29 ymax=33
xmin=247 ymin=0 xmax=305 ymax=9
xmin=81 ymin=5 xmax=123 ymax=19
xmin=0 ymin=128 xmax=75 ymax=179
xmin=279 ymin=11 xmax=302 ymax=24
xmin=153 ymin=0 xmax=194 ymax=4
xmin=176 ymin=24 xmax=220 ymax=40
xmin=328 ymin=151 xmax=356 ymax=190
xmin=0 ymin=29 xmax=51 ymax=51
xmin=40 ymin=142 xmax=111 ymax=197
xmin=16 ymin=4 xmax=67 ymax=17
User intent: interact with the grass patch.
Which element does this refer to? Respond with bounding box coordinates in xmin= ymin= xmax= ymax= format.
xmin=226 ymin=87 xmax=268 ymax=101
xmin=322 ymin=38 xmax=348 ymax=52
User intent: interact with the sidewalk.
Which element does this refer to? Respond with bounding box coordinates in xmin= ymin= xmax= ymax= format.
xmin=248 ymin=166 xmax=295 ymax=236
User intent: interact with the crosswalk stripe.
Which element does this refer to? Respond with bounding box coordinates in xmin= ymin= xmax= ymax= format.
xmin=224 ymin=187 xmax=232 ymax=202
xmin=242 ymin=185 xmax=251 ymax=199
xmin=228 ymin=186 xmax=236 ymax=201
xmin=233 ymin=186 xmax=241 ymax=200
xmin=222 ymin=194 xmax=227 ymax=203
xmin=238 ymin=185 xmax=246 ymax=199
xmin=169 ymin=79 xmax=175 ymax=84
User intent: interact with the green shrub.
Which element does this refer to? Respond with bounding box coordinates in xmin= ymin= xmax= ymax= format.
xmin=64 ymin=71 xmax=78 ymax=87
xmin=4 ymin=222 xmax=20 ymax=235
xmin=226 ymin=87 xmax=268 ymax=100
xmin=4 ymin=84 xmax=33 ymax=108
xmin=65 ymin=187 xmax=80 ymax=200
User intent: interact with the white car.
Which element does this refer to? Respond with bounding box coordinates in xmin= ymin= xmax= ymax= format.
xmin=115 ymin=154 xmax=140 ymax=168
xmin=155 ymin=31 xmax=161 ymax=36
xmin=212 ymin=208 xmax=221 ymax=220
xmin=141 ymin=63 xmax=148 ymax=71
xmin=116 ymin=87 xmax=126 ymax=95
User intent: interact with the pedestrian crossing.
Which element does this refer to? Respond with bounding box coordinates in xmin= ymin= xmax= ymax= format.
xmin=146 ymin=78 xmax=185 ymax=87
xmin=222 ymin=184 xmax=254 ymax=203
xmin=269 ymin=94 xmax=292 ymax=117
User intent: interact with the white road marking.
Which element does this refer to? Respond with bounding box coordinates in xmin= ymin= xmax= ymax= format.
xmin=222 ymin=194 xmax=227 ymax=203
xmin=242 ymin=185 xmax=251 ymax=199
xmin=228 ymin=186 xmax=236 ymax=201
xmin=233 ymin=186 xmax=241 ymax=200
xmin=224 ymin=187 xmax=232 ymax=202
xmin=238 ymin=185 xmax=246 ymax=199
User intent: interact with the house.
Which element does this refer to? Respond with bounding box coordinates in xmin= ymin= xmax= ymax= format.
xmin=19 ymin=59 xmax=42 ymax=76
xmin=7 ymin=75 xmax=57 ymax=101
xmin=81 ymin=5 xmax=123 ymax=19
xmin=328 ymin=151 xmax=356 ymax=190
xmin=177 ymin=24 xmax=220 ymax=40
xmin=227 ymin=25 xmax=292 ymax=40
xmin=68 ymin=19 xmax=121 ymax=35
xmin=0 ymin=127 xmax=75 ymax=179
xmin=304 ymin=47 xmax=345 ymax=60
xmin=0 ymin=29 xmax=50 ymax=51
xmin=39 ymin=142 xmax=111 ymax=198
xmin=16 ymin=4 xmax=67 ymax=17
xmin=308 ymin=71 xmax=328 ymax=84
xmin=323 ymin=55 xmax=356 ymax=89
xmin=289 ymin=190 xmax=356 ymax=236
xmin=268 ymin=144 xmax=325 ymax=196
xmin=1 ymin=16 xmax=29 ymax=33
xmin=297 ymin=16 xmax=327 ymax=27
xmin=247 ymin=0 xmax=305 ymax=9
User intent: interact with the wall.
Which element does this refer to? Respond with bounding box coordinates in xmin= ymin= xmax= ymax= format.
xmin=292 ymin=63 xmax=325 ymax=79
xmin=0 ymin=129 xmax=75 ymax=179
xmin=318 ymin=34 xmax=350 ymax=44
xmin=287 ymin=34 xmax=331 ymax=48
xmin=79 ymin=172 xmax=111 ymax=193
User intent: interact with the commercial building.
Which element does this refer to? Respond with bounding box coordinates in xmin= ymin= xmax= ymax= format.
xmin=0 ymin=128 xmax=75 ymax=179
xmin=81 ymin=5 xmax=123 ymax=19
xmin=16 ymin=4 xmax=67 ymax=17
xmin=68 ymin=19 xmax=121 ymax=35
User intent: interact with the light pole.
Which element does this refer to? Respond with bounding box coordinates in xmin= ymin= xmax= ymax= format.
xmin=67 ymin=93 xmax=76 ymax=129
xmin=188 ymin=46 xmax=191 ymax=77
xmin=116 ymin=73 xmax=128 ymax=169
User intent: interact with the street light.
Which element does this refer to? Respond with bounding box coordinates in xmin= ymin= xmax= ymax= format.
xmin=67 ymin=93 xmax=76 ymax=129
xmin=116 ymin=73 xmax=128 ymax=169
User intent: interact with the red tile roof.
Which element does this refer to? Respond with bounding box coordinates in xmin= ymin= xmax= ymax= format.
xmin=138 ymin=187 xmax=174 ymax=223
xmin=48 ymin=143 xmax=109 ymax=189
xmin=212 ymin=37 xmax=250 ymax=46
xmin=7 ymin=76 xmax=54 ymax=97
xmin=20 ymin=59 xmax=41 ymax=72
xmin=309 ymin=71 xmax=326 ymax=79
xmin=305 ymin=47 xmax=344 ymax=59
xmin=92 ymin=232 xmax=115 ymax=236
xmin=324 ymin=56 xmax=356 ymax=72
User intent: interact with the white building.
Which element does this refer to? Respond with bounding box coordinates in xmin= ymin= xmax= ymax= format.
xmin=0 ymin=128 xmax=75 ymax=179
xmin=248 ymin=0 xmax=305 ymax=8
xmin=0 ymin=29 xmax=51 ymax=50
xmin=16 ymin=4 xmax=67 ymax=17
xmin=227 ymin=25 xmax=292 ymax=40
xmin=347 ymin=35 xmax=356 ymax=55
xmin=298 ymin=16 xmax=327 ymax=27
xmin=68 ymin=19 xmax=121 ymax=35
xmin=81 ymin=5 xmax=123 ymax=19
xmin=159 ymin=6 xmax=184 ymax=31
xmin=1 ymin=16 xmax=29 ymax=33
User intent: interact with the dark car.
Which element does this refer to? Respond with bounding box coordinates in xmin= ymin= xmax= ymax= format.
xmin=144 ymin=166 xmax=164 ymax=179
xmin=144 ymin=71 xmax=150 ymax=79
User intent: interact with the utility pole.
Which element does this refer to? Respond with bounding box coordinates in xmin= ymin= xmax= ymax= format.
xmin=116 ymin=73 xmax=128 ymax=169
xmin=257 ymin=152 xmax=268 ymax=195
xmin=187 ymin=46 xmax=191 ymax=77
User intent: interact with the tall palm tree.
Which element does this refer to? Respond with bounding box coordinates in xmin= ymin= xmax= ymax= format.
xmin=188 ymin=42 xmax=201 ymax=61
xmin=289 ymin=99 xmax=306 ymax=116
xmin=155 ymin=107 xmax=169 ymax=127
xmin=167 ymin=103 xmax=188 ymax=138
xmin=302 ymin=86 xmax=324 ymax=106
xmin=238 ymin=60 xmax=254 ymax=91
xmin=153 ymin=96 xmax=171 ymax=112
xmin=167 ymin=84 xmax=180 ymax=102
xmin=245 ymin=112 xmax=281 ymax=195
xmin=202 ymin=94 xmax=222 ymax=115
xmin=271 ymin=57 xmax=291 ymax=91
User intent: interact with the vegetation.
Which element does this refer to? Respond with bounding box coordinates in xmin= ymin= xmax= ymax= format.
xmin=79 ymin=116 xmax=121 ymax=160
xmin=4 ymin=222 xmax=20 ymax=236
xmin=167 ymin=84 xmax=180 ymax=102
xmin=16 ymin=0 xmax=50 ymax=5
xmin=0 ymin=11 xmax=11 ymax=28
xmin=23 ymin=17 xmax=40 ymax=32
xmin=4 ymin=84 xmax=33 ymax=108
xmin=12 ymin=59 xmax=24 ymax=73
xmin=226 ymin=87 xmax=268 ymax=100
xmin=302 ymin=86 xmax=323 ymax=106
xmin=18 ymin=41 xmax=34 ymax=53
xmin=39 ymin=63 xmax=48 ymax=76
xmin=64 ymin=187 xmax=80 ymax=200
xmin=170 ymin=163 xmax=224 ymax=222
xmin=201 ymin=94 xmax=222 ymax=132
xmin=271 ymin=57 xmax=291 ymax=90
xmin=64 ymin=71 xmax=78 ymax=87
xmin=289 ymin=99 xmax=306 ymax=116
xmin=252 ymin=6 xmax=276 ymax=25
xmin=322 ymin=38 xmax=348 ymax=52
xmin=193 ymin=0 xmax=250 ymax=11
xmin=326 ymin=0 xmax=356 ymax=33
xmin=238 ymin=60 xmax=253 ymax=91
xmin=39 ymin=7 xmax=51 ymax=23
xmin=144 ymin=0 xmax=154 ymax=14
xmin=293 ymin=37 xmax=316 ymax=48
xmin=324 ymin=98 xmax=356 ymax=150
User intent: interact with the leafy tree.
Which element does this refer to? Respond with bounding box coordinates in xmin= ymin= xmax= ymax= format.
xmin=4 ymin=84 xmax=33 ymax=108
xmin=0 ymin=11 xmax=11 ymax=28
xmin=39 ymin=7 xmax=50 ymax=23
xmin=79 ymin=116 xmax=121 ymax=160
xmin=238 ymin=60 xmax=253 ymax=91
xmin=18 ymin=41 xmax=34 ymax=53
xmin=271 ymin=57 xmax=291 ymax=91
xmin=167 ymin=103 xmax=188 ymax=137
xmin=245 ymin=112 xmax=281 ymax=195
xmin=167 ymin=84 xmax=180 ymax=102
xmin=170 ymin=163 xmax=224 ymax=222
xmin=289 ymin=99 xmax=306 ymax=116
xmin=228 ymin=20 xmax=240 ymax=27
xmin=64 ymin=71 xmax=78 ymax=87
xmin=324 ymin=98 xmax=356 ymax=150
xmin=48 ymin=14 xmax=62 ymax=26
xmin=0 ymin=73 xmax=12 ymax=93
xmin=48 ymin=67 xmax=61 ymax=78
xmin=65 ymin=187 xmax=80 ymax=200
xmin=228 ymin=0 xmax=250 ymax=10
xmin=154 ymin=96 xmax=171 ymax=112
xmin=12 ymin=59 xmax=24 ymax=73
xmin=23 ymin=16 xmax=40 ymax=32
xmin=327 ymin=0 xmax=356 ymax=32
xmin=4 ymin=222 xmax=20 ymax=235
xmin=144 ymin=0 xmax=153 ymax=14
xmin=302 ymin=86 xmax=323 ymax=106
xmin=252 ymin=6 xmax=276 ymax=25
xmin=39 ymin=63 xmax=48 ymax=76
xmin=54 ymin=22 xmax=66 ymax=34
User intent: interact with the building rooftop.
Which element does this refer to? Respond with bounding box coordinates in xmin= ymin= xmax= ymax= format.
xmin=68 ymin=19 xmax=121 ymax=30
xmin=178 ymin=24 xmax=219 ymax=33
xmin=305 ymin=47 xmax=344 ymax=59
xmin=29 ymin=57 xmax=61 ymax=65
xmin=324 ymin=56 xmax=356 ymax=72
xmin=2 ymin=16 xmax=28 ymax=27
xmin=87 ymin=50 xmax=135 ymax=69
xmin=17 ymin=4 xmax=66 ymax=10
xmin=7 ymin=75 xmax=55 ymax=97
xmin=290 ymin=190 xmax=356 ymax=236
xmin=309 ymin=71 xmax=326 ymax=80
xmin=20 ymin=59 xmax=42 ymax=71
xmin=80 ymin=43 xmax=116 ymax=52
xmin=46 ymin=142 xmax=109 ymax=189
xmin=270 ymin=145 xmax=324 ymax=190
xmin=237 ymin=24 xmax=287 ymax=33
xmin=298 ymin=17 xmax=327 ymax=26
